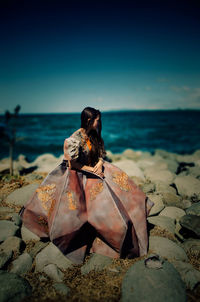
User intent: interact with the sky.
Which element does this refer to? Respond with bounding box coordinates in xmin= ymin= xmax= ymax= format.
xmin=0 ymin=0 xmax=200 ymax=113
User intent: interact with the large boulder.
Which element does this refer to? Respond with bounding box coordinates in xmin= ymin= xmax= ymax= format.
xmin=179 ymin=214 xmax=200 ymax=238
xmin=81 ymin=253 xmax=113 ymax=275
xmin=147 ymin=216 xmax=176 ymax=234
xmin=149 ymin=236 xmax=188 ymax=262
xmin=174 ymin=175 xmax=200 ymax=199
xmin=0 ymin=221 xmax=19 ymax=243
xmin=121 ymin=258 xmax=186 ymax=302
xmin=0 ymin=271 xmax=32 ymax=302
xmin=113 ymin=159 xmax=145 ymax=180
xmin=5 ymin=183 xmax=39 ymax=206
xmin=35 ymin=242 xmax=73 ymax=272
xmin=186 ymin=202 xmax=200 ymax=216
xmin=159 ymin=207 xmax=185 ymax=221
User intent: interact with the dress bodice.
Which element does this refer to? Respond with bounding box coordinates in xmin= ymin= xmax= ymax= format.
xmin=64 ymin=128 xmax=106 ymax=166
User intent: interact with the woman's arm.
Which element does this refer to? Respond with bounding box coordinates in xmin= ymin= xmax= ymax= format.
xmin=69 ymin=159 xmax=94 ymax=173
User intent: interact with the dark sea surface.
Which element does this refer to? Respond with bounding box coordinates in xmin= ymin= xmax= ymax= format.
xmin=0 ymin=110 xmax=200 ymax=162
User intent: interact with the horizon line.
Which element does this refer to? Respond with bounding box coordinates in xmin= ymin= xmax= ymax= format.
xmin=0 ymin=108 xmax=200 ymax=115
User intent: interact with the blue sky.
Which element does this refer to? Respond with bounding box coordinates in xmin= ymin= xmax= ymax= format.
xmin=0 ymin=0 xmax=200 ymax=113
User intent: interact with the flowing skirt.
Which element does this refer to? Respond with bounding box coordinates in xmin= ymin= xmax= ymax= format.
xmin=19 ymin=159 xmax=154 ymax=264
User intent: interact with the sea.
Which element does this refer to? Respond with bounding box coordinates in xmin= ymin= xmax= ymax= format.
xmin=0 ymin=110 xmax=200 ymax=162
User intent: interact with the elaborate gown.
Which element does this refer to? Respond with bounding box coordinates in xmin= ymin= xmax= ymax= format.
xmin=19 ymin=128 xmax=154 ymax=264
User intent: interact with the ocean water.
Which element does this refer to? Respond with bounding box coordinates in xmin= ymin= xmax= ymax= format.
xmin=0 ymin=110 xmax=200 ymax=162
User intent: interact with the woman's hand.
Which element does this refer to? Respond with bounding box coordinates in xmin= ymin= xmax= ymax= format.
xmin=93 ymin=160 xmax=104 ymax=178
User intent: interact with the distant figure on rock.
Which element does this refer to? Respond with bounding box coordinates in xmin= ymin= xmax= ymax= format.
xmin=19 ymin=107 xmax=154 ymax=264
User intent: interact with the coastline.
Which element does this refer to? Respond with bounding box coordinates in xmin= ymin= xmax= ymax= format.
xmin=0 ymin=147 xmax=200 ymax=301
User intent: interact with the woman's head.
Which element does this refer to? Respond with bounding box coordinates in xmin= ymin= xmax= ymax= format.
xmin=81 ymin=107 xmax=102 ymax=136
xmin=80 ymin=107 xmax=105 ymax=166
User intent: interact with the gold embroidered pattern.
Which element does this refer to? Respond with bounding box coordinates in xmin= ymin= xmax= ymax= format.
xmin=37 ymin=215 xmax=48 ymax=232
xmin=36 ymin=183 xmax=56 ymax=217
xmin=66 ymin=191 xmax=77 ymax=210
xmin=96 ymin=237 xmax=103 ymax=245
xmin=112 ymin=171 xmax=131 ymax=191
xmin=90 ymin=182 xmax=104 ymax=201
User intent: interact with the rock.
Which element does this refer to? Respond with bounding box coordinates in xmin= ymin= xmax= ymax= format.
xmin=147 ymin=216 xmax=176 ymax=234
xmin=35 ymin=242 xmax=73 ymax=272
xmin=161 ymin=192 xmax=183 ymax=208
xmin=174 ymin=175 xmax=200 ymax=199
xmin=121 ymin=258 xmax=186 ymax=302
xmin=0 ymin=250 xmax=13 ymax=269
xmin=0 ymin=236 xmax=25 ymax=255
xmin=0 ymin=220 xmax=19 ymax=243
xmin=31 ymin=153 xmax=62 ymax=173
xmin=53 ymin=282 xmax=70 ymax=295
xmin=181 ymin=199 xmax=192 ymax=209
xmin=21 ymin=224 xmax=40 ymax=241
xmin=181 ymin=239 xmax=200 ymax=255
xmin=170 ymin=260 xmax=200 ymax=290
xmin=10 ymin=253 xmax=32 ymax=275
xmin=142 ymin=183 xmax=155 ymax=194
xmin=144 ymin=166 xmax=175 ymax=185
xmin=179 ymin=214 xmax=200 ymax=238
xmin=146 ymin=194 xmax=165 ymax=216
xmin=29 ymin=241 xmax=49 ymax=259
xmin=155 ymin=182 xmax=177 ymax=194
xmin=159 ymin=207 xmax=186 ymax=221
xmin=186 ymin=202 xmax=200 ymax=216
xmin=10 ymin=213 xmax=22 ymax=226
xmin=0 ymin=270 xmax=32 ymax=302
xmin=113 ymin=159 xmax=145 ymax=180
xmin=81 ymin=253 xmax=113 ymax=274
xmin=0 ymin=206 xmax=15 ymax=213
xmin=5 ymin=183 xmax=39 ymax=206
xmin=43 ymin=264 xmax=64 ymax=282
xmin=122 ymin=149 xmax=142 ymax=161
xmin=149 ymin=236 xmax=188 ymax=262
xmin=154 ymin=149 xmax=178 ymax=161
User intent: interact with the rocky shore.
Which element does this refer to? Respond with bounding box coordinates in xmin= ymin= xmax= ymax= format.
xmin=0 ymin=148 xmax=200 ymax=302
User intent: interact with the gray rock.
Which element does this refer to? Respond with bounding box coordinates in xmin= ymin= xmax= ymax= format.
xmin=0 ymin=236 xmax=24 ymax=255
xmin=81 ymin=253 xmax=113 ymax=274
xmin=0 ymin=220 xmax=19 ymax=243
xmin=179 ymin=214 xmax=200 ymax=238
xmin=186 ymin=202 xmax=200 ymax=216
xmin=170 ymin=260 xmax=200 ymax=290
xmin=0 ymin=250 xmax=13 ymax=269
xmin=114 ymin=159 xmax=145 ymax=179
xmin=147 ymin=216 xmax=176 ymax=234
xmin=149 ymin=236 xmax=188 ymax=262
xmin=181 ymin=199 xmax=192 ymax=209
xmin=21 ymin=224 xmax=40 ymax=241
xmin=181 ymin=238 xmax=200 ymax=254
xmin=0 ymin=206 xmax=15 ymax=213
xmin=35 ymin=242 xmax=73 ymax=272
xmin=161 ymin=192 xmax=183 ymax=208
xmin=144 ymin=167 xmax=175 ymax=185
xmin=10 ymin=252 xmax=32 ymax=275
xmin=29 ymin=241 xmax=49 ymax=258
xmin=174 ymin=175 xmax=200 ymax=199
xmin=146 ymin=194 xmax=165 ymax=216
xmin=10 ymin=213 xmax=22 ymax=226
xmin=0 ymin=270 xmax=32 ymax=302
xmin=142 ymin=183 xmax=155 ymax=194
xmin=159 ymin=207 xmax=186 ymax=221
xmin=122 ymin=149 xmax=142 ymax=161
xmin=43 ymin=263 xmax=64 ymax=282
xmin=121 ymin=258 xmax=186 ymax=302
xmin=155 ymin=182 xmax=177 ymax=194
xmin=53 ymin=282 xmax=70 ymax=295
xmin=5 ymin=183 xmax=39 ymax=206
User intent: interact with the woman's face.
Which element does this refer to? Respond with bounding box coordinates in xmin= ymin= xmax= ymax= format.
xmin=90 ymin=115 xmax=100 ymax=132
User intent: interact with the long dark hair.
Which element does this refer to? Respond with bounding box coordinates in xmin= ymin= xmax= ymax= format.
xmin=81 ymin=107 xmax=105 ymax=166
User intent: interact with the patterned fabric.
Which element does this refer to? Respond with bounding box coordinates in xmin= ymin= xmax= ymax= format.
xmin=19 ymin=128 xmax=154 ymax=264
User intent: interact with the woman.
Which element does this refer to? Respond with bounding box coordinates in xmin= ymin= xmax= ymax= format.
xmin=19 ymin=107 xmax=154 ymax=264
